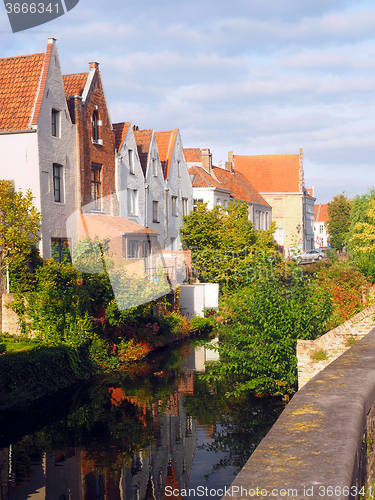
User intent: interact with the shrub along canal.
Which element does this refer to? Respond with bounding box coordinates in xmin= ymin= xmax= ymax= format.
xmin=0 ymin=338 xmax=284 ymax=500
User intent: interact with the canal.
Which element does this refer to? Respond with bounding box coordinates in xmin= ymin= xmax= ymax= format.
xmin=0 ymin=338 xmax=285 ymax=500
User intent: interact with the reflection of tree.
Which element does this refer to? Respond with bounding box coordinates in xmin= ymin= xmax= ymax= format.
xmin=184 ymin=375 xmax=284 ymax=477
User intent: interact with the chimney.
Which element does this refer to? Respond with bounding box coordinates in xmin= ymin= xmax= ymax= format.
xmin=225 ymin=151 xmax=234 ymax=172
xmin=89 ymin=62 xmax=100 ymax=70
xmin=201 ymin=148 xmax=212 ymax=174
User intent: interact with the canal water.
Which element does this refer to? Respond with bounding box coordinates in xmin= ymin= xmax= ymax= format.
xmin=0 ymin=339 xmax=285 ymax=500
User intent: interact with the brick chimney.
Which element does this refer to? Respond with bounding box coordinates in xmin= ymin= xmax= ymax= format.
xmin=201 ymin=148 xmax=213 ymax=174
xmin=225 ymin=151 xmax=234 ymax=172
xmin=89 ymin=62 xmax=99 ymax=70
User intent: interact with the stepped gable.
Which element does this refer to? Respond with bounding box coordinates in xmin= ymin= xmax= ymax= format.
xmin=134 ymin=128 xmax=153 ymax=176
xmin=315 ymin=203 xmax=329 ymax=222
xmin=189 ymin=165 xmax=224 ymax=190
xmin=155 ymin=129 xmax=178 ymax=178
xmin=212 ymin=166 xmax=270 ymax=206
xmin=234 ymin=154 xmax=300 ymax=193
xmin=184 ymin=148 xmax=202 ymax=164
xmin=112 ymin=121 xmax=131 ymax=151
xmin=62 ymin=72 xmax=88 ymax=99
xmin=0 ymin=50 xmax=48 ymax=131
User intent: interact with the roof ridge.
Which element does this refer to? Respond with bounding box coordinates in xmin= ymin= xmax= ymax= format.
xmin=0 ymin=52 xmax=45 ymax=61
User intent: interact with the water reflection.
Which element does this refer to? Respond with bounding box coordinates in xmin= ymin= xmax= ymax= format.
xmin=0 ymin=339 xmax=284 ymax=500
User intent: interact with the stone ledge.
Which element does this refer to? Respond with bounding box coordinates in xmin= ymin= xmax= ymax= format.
xmin=222 ymin=329 xmax=375 ymax=500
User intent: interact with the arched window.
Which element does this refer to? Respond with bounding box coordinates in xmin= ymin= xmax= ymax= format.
xmin=92 ymin=110 xmax=99 ymax=143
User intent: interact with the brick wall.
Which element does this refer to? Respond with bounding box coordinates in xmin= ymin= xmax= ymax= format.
xmin=0 ymin=293 xmax=22 ymax=336
xmin=297 ymin=303 xmax=375 ymax=389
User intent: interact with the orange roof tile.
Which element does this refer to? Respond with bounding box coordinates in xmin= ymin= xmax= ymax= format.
xmin=134 ymin=129 xmax=153 ymax=175
xmin=0 ymin=52 xmax=46 ymax=131
xmin=189 ymin=166 xmax=225 ymax=190
xmin=112 ymin=121 xmax=131 ymax=151
xmin=314 ymin=203 xmax=329 ymax=222
xmin=155 ymin=129 xmax=178 ymax=179
xmin=184 ymin=148 xmax=202 ymax=163
xmin=82 ymin=214 xmax=158 ymax=235
xmin=234 ymin=154 xmax=301 ymax=193
xmin=306 ymin=188 xmax=314 ymax=197
xmin=62 ymin=73 xmax=88 ymax=99
xmin=213 ymin=167 xmax=270 ymax=206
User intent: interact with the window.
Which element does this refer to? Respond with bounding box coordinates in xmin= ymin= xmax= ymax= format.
xmin=265 ymin=212 xmax=269 ymax=230
xmin=171 ymin=237 xmax=176 ymax=251
xmin=141 ymin=240 xmax=150 ymax=258
xmin=177 ymin=160 xmax=181 ymax=178
xmin=193 ymin=198 xmax=203 ymax=211
xmin=319 ymin=224 xmax=324 ymax=234
xmin=128 ymin=189 xmax=138 ymax=215
xmin=182 ymin=198 xmax=188 ymax=217
xmin=51 ymin=109 xmax=60 ymax=137
xmin=153 ymin=201 xmax=159 ymax=222
xmin=92 ymin=110 xmax=99 ymax=143
xmin=128 ymin=240 xmax=139 ymax=258
xmin=91 ymin=164 xmax=102 ymax=210
xmin=171 ymin=196 xmax=177 ymax=216
xmin=274 ymin=228 xmax=284 ymax=247
xmin=129 ymin=149 xmax=135 ymax=174
xmin=53 ymin=164 xmax=63 ymax=202
xmin=152 ymin=158 xmax=157 ymax=176
xmin=51 ymin=238 xmax=71 ymax=263
xmin=216 ymin=198 xmax=221 ymax=206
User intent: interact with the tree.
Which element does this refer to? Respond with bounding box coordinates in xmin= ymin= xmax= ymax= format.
xmin=180 ymin=201 xmax=278 ymax=290
xmin=349 ymin=199 xmax=375 ymax=255
xmin=326 ymin=194 xmax=351 ymax=250
xmin=0 ymin=181 xmax=42 ymax=289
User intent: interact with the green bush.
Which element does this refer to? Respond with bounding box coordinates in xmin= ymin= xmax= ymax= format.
xmin=0 ymin=343 xmax=6 ymax=354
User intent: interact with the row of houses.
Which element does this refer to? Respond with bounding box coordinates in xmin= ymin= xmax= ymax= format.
xmin=0 ymin=38 xmax=321 ymax=271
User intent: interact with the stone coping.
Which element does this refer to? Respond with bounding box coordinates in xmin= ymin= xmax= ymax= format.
xmin=222 ymin=328 xmax=375 ymax=500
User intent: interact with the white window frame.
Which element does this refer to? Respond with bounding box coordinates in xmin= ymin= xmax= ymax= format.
xmin=127 ymin=189 xmax=138 ymax=216
xmin=53 ymin=163 xmax=63 ymax=203
xmin=171 ymin=195 xmax=178 ymax=217
xmin=51 ymin=109 xmax=60 ymax=138
xmin=129 ymin=149 xmax=135 ymax=174
xmin=153 ymin=200 xmax=159 ymax=223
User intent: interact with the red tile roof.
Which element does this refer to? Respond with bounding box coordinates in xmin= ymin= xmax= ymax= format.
xmin=155 ymin=129 xmax=178 ymax=179
xmin=306 ymin=188 xmax=314 ymax=197
xmin=134 ymin=129 xmax=153 ymax=175
xmin=184 ymin=148 xmax=202 ymax=163
xmin=213 ymin=167 xmax=270 ymax=206
xmin=314 ymin=203 xmax=329 ymax=222
xmin=0 ymin=52 xmax=46 ymax=131
xmin=189 ymin=166 xmax=225 ymax=190
xmin=234 ymin=154 xmax=301 ymax=193
xmin=62 ymin=73 xmax=88 ymax=99
xmin=112 ymin=121 xmax=131 ymax=151
xmin=82 ymin=214 xmax=158 ymax=235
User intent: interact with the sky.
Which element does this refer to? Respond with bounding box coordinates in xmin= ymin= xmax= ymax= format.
xmin=1 ymin=0 xmax=375 ymax=203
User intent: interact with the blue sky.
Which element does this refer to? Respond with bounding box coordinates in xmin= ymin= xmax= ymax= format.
xmin=1 ymin=0 xmax=375 ymax=203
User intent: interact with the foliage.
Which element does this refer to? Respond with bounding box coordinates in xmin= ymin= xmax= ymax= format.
xmin=189 ymin=315 xmax=216 ymax=332
xmin=346 ymin=189 xmax=375 ymax=246
xmin=0 ymin=180 xmax=42 ymax=288
xmin=326 ymin=194 xmax=351 ymax=250
xmin=0 ymin=343 xmax=6 ymax=354
xmin=316 ymin=260 xmax=371 ymax=329
xmin=349 ymin=199 xmax=375 ymax=255
xmin=201 ymin=273 xmax=332 ymax=396
xmin=181 ymin=201 xmax=279 ymax=291
xmin=117 ymin=338 xmax=152 ymax=362
xmin=310 ymin=349 xmax=327 ymax=361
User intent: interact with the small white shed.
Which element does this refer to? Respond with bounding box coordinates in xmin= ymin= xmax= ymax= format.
xmin=179 ymin=283 xmax=219 ymax=318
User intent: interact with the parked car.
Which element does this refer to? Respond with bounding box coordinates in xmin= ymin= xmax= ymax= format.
xmin=295 ymin=249 xmax=327 ymax=263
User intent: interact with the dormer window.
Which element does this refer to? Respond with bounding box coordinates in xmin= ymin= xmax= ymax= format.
xmin=92 ymin=110 xmax=100 ymax=144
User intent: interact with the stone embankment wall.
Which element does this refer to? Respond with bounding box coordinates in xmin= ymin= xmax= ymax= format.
xmin=297 ymin=304 xmax=375 ymax=389
xmin=221 ymin=329 xmax=375 ymax=500
xmin=0 ymin=293 xmax=21 ymax=336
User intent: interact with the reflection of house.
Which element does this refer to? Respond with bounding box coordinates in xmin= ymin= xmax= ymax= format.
xmin=185 ymin=148 xmax=271 ymax=229
xmin=233 ymin=149 xmax=315 ymax=253
xmin=314 ymin=203 xmax=330 ymax=249
xmin=0 ymin=38 xmax=78 ymax=259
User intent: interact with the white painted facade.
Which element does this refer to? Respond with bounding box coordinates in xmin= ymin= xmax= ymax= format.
xmin=164 ymin=131 xmax=193 ymax=251
xmin=191 ymin=186 xmax=232 ymax=210
xmin=0 ymin=39 xmax=78 ymax=259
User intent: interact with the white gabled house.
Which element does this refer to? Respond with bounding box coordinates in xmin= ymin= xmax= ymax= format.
xmin=155 ymin=129 xmax=193 ymax=251
xmin=0 ymin=38 xmax=78 ymax=259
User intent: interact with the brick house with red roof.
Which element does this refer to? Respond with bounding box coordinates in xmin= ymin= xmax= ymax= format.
xmin=185 ymin=148 xmax=272 ymax=230
xmin=314 ymin=203 xmax=330 ymax=249
xmin=0 ymin=38 xmax=78 ymax=260
xmin=233 ymin=150 xmax=315 ymax=253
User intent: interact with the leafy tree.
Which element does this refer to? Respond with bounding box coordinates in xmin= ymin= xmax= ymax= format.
xmin=326 ymin=194 xmax=351 ymax=250
xmin=201 ymin=274 xmax=332 ymax=396
xmin=181 ymin=201 xmax=278 ymax=290
xmin=349 ymin=199 xmax=375 ymax=255
xmin=0 ymin=180 xmax=42 ymax=290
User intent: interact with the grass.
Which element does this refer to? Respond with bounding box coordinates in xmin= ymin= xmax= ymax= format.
xmin=310 ymin=349 xmax=328 ymax=361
